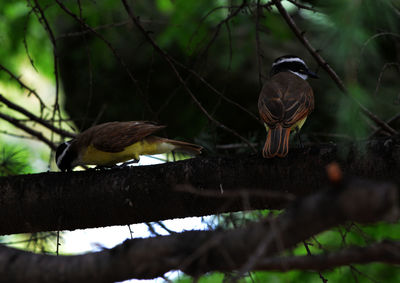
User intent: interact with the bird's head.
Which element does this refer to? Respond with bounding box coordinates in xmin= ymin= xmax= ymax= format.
xmin=55 ymin=141 xmax=75 ymax=171
xmin=270 ymin=55 xmax=318 ymax=80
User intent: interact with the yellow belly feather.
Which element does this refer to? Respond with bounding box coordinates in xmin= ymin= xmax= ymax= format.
xmin=81 ymin=140 xmax=175 ymax=166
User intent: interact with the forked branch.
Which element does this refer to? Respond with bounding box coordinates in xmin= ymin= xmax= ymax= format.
xmin=0 ymin=177 xmax=397 ymax=282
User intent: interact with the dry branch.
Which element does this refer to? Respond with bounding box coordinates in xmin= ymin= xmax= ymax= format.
xmin=0 ymin=177 xmax=397 ymax=282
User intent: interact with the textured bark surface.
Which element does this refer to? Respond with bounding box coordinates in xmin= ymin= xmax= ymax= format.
xmin=0 ymin=140 xmax=399 ymax=235
xmin=0 ymin=179 xmax=397 ymax=282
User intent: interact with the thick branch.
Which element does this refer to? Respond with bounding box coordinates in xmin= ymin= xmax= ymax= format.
xmin=1 ymin=139 xmax=400 ymax=235
xmin=0 ymin=179 xmax=397 ymax=282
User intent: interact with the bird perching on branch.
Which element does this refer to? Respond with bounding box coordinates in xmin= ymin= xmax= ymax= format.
xmin=258 ymin=55 xmax=318 ymax=158
xmin=55 ymin=121 xmax=202 ymax=171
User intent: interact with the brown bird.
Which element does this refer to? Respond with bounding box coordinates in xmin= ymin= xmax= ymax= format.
xmin=258 ymin=55 xmax=318 ymax=158
xmin=55 ymin=121 xmax=202 ymax=171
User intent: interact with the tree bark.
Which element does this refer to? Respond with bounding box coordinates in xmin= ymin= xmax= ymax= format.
xmin=0 ymin=178 xmax=397 ymax=282
xmin=0 ymin=140 xmax=400 ymax=235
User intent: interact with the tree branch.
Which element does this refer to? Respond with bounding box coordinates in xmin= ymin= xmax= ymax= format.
xmin=0 ymin=112 xmax=57 ymax=150
xmin=0 ymin=94 xmax=75 ymax=138
xmin=255 ymin=241 xmax=400 ymax=271
xmin=0 ymin=63 xmax=46 ymax=109
xmin=1 ymin=139 xmax=400 ymax=235
xmin=120 ymin=0 xmax=257 ymax=151
xmin=286 ymin=0 xmax=318 ymax=12
xmin=53 ymin=0 xmax=154 ymax=115
xmin=0 ymin=177 xmax=397 ymax=282
xmin=272 ymin=0 xmax=398 ymax=136
xmin=30 ymin=0 xmax=62 ymax=127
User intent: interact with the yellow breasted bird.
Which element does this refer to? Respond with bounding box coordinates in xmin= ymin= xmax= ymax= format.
xmin=258 ymin=55 xmax=318 ymax=158
xmin=55 ymin=121 xmax=202 ymax=171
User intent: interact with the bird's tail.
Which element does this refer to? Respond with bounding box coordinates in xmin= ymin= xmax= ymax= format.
xmin=263 ymin=126 xmax=291 ymax=158
xmin=156 ymin=137 xmax=203 ymax=155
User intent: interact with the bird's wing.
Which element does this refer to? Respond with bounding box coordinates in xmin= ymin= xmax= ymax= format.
xmin=258 ymin=80 xmax=286 ymax=128
xmin=258 ymin=72 xmax=314 ymax=128
xmin=80 ymin=121 xmax=166 ymax=153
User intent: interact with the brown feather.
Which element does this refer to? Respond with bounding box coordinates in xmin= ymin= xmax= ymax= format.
xmin=73 ymin=121 xmax=166 ymax=153
xmin=150 ymin=137 xmax=203 ymax=155
xmin=258 ymin=72 xmax=314 ymax=158
xmin=263 ymin=126 xmax=290 ymax=158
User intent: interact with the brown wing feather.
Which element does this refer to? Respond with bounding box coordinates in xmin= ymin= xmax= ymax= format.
xmin=75 ymin=121 xmax=166 ymax=153
xmin=258 ymin=72 xmax=314 ymax=128
xmin=150 ymin=136 xmax=203 ymax=155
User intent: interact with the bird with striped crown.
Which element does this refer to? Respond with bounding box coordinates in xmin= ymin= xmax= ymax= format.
xmin=258 ymin=55 xmax=318 ymax=158
xmin=55 ymin=121 xmax=203 ymax=171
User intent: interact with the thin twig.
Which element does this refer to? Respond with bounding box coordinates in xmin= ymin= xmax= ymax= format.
xmin=56 ymin=19 xmax=167 ymax=40
xmin=0 ymin=94 xmax=75 ymax=138
xmin=170 ymin=57 xmax=261 ymax=124
xmin=0 ymin=112 xmax=57 ymax=150
xmin=374 ymin=62 xmax=400 ymax=96
xmin=187 ymin=5 xmax=234 ymax=54
xmin=54 ymin=0 xmax=154 ymax=115
xmin=286 ymin=0 xmax=318 ymax=12
xmin=155 ymin=221 xmax=177 ymax=235
xmin=369 ymin=112 xmax=400 ymax=138
xmin=255 ymin=241 xmax=400 ymax=271
xmin=255 ymin=0 xmax=264 ymax=89
xmin=272 ymin=0 xmax=398 ymax=136
xmin=77 ymin=0 xmax=94 ymax=130
xmin=121 ymin=0 xmax=257 ymax=151
xmin=0 ymin=130 xmax=34 ymax=140
xmin=0 ymin=63 xmax=46 ymax=109
xmin=303 ymin=241 xmax=328 ymax=283
xmin=360 ymin=32 xmax=400 ymax=60
xmin=31 ymin=0 xmax=62 ymax=130
xmin=23 ymin=9 xmax=38 ymax=72
xmin=197 ymin=1 xmax=248 ymax=64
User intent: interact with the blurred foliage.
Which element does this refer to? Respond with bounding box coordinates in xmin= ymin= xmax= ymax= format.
xmin=0 ymin=231 xmax=60 ymax=255
xmin=194 ymin=210 xmax=400 ymax=282
xmin=0 ymin=143 xmax=32 ymax=176
xmin=174 ymin=220 xmax=400 ymax=283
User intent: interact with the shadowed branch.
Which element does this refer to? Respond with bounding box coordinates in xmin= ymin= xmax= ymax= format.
xmin=0 ymin=176 xmax=397 ymax=282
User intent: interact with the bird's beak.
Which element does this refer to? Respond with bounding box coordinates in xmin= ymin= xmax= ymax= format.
xmin=307 ymin=69 xmax=319 ymax=79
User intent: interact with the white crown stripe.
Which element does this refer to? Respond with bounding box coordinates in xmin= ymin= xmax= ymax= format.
xmin=272 ymin=57 xmax=306 ymax=67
